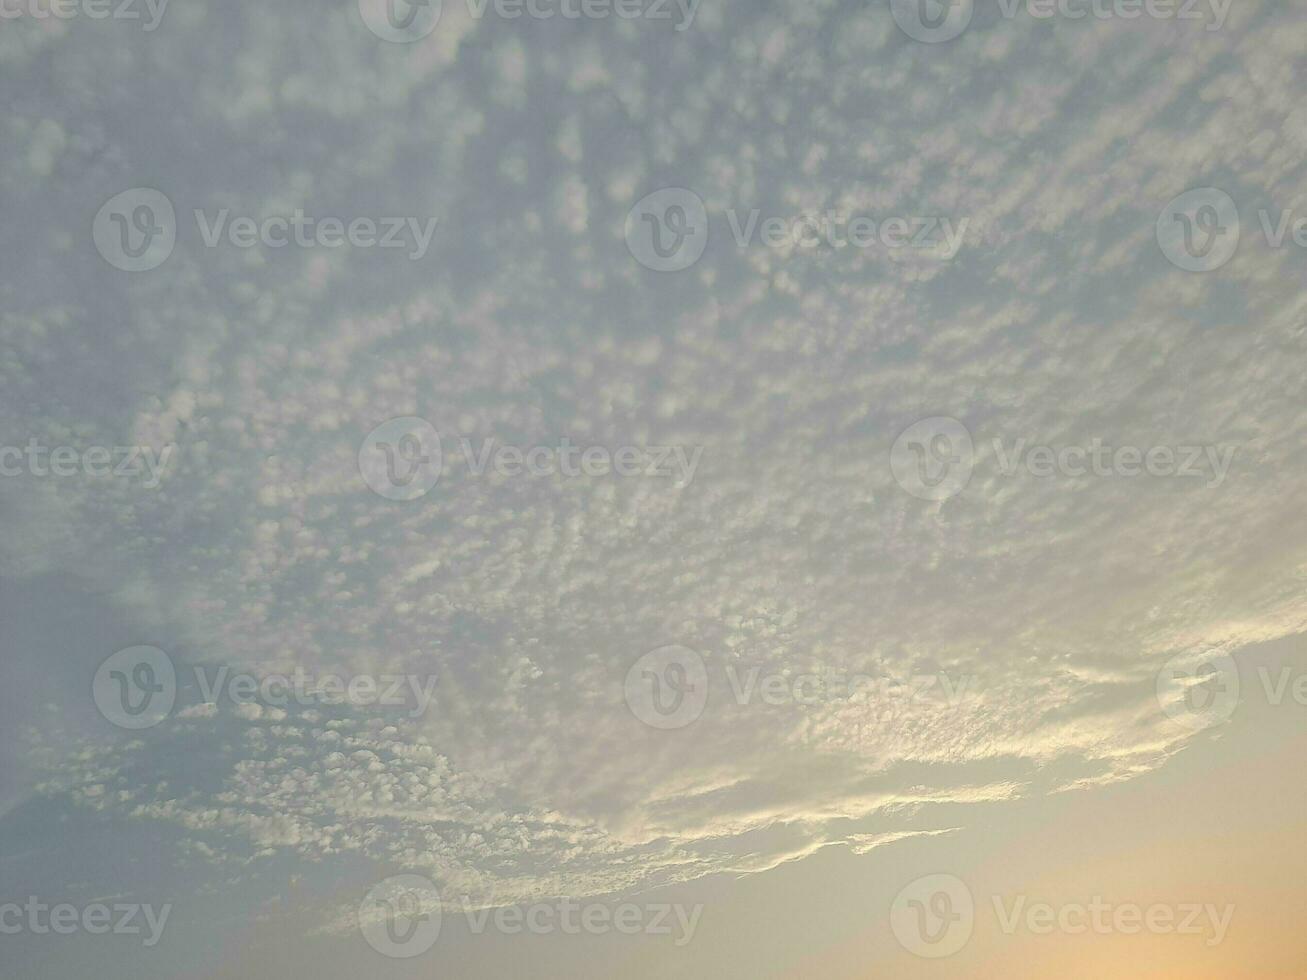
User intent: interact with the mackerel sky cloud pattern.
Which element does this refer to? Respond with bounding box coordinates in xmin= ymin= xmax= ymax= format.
xmin=3 ymin=0 xmax=1307 ymax=973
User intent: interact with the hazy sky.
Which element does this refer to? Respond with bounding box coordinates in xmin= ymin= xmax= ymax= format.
xmin=3 ymin=0 xmax=1307 ymax=976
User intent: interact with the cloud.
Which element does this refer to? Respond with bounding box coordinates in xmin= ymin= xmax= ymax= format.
xmin=5 ymin=0 xmax=1307 ymax=933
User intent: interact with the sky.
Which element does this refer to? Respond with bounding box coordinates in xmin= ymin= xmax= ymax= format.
xmin=2 ymin=0 xmax=1307 ymax=976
